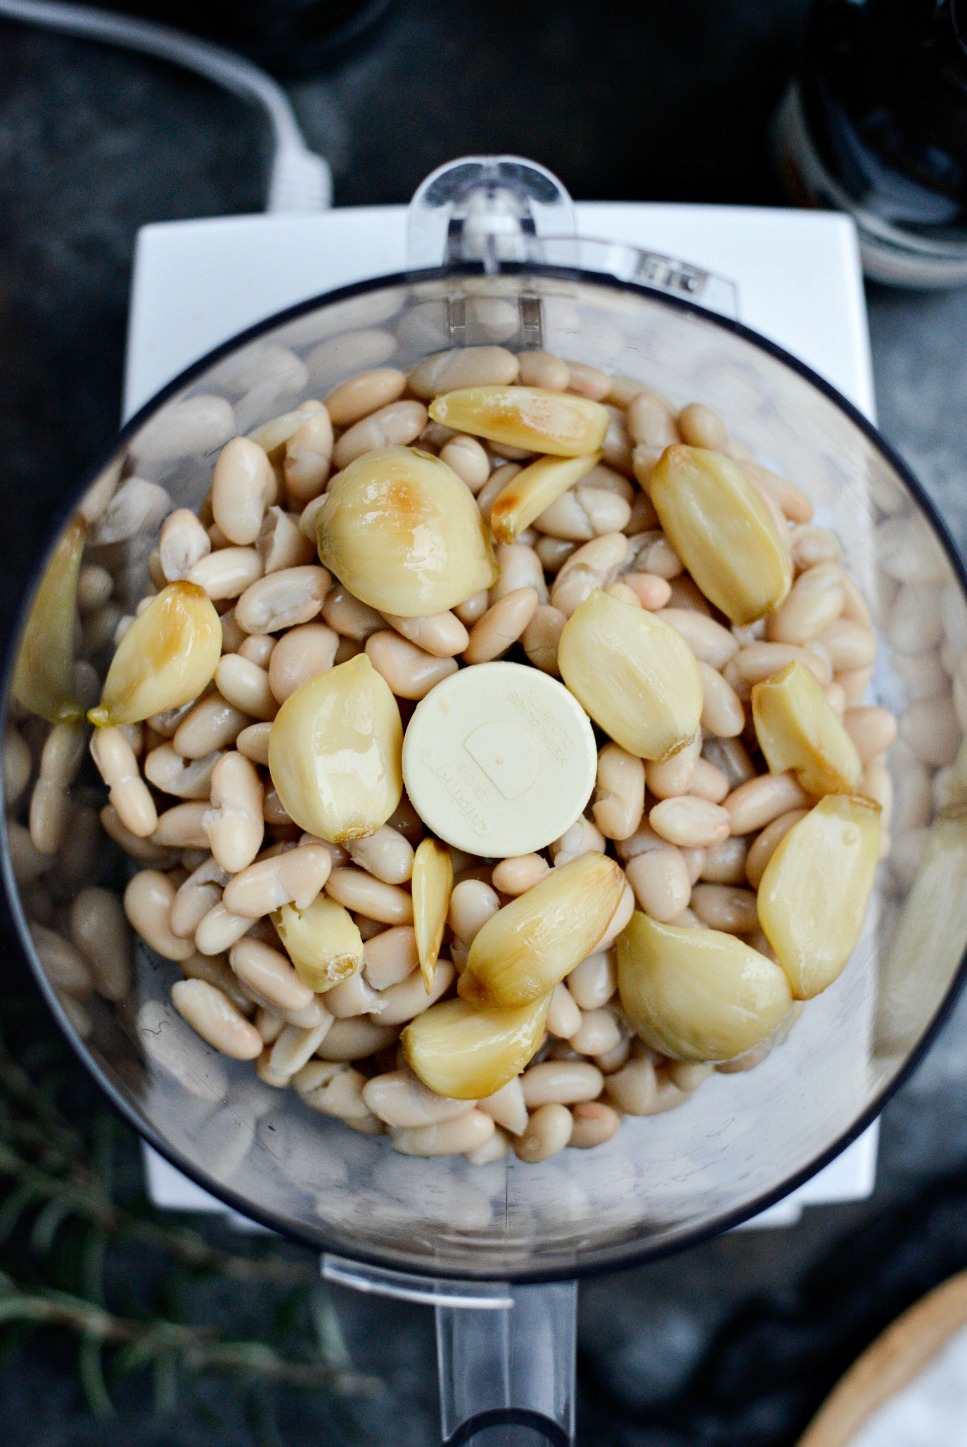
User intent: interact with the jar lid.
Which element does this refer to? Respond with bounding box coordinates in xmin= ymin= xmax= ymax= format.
xmin=402 ymin=661 xmax=598 ymax=858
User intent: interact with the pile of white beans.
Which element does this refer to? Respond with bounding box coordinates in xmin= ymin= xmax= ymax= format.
xmin=13 ymin=335 xmax=954 ymax=1170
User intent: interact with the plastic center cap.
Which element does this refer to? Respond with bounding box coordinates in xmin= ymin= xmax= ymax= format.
xmin=401 ymin=661 xmax=598 ymax=858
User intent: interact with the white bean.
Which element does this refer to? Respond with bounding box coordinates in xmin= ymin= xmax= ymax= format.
xmin=29 ymin=722 xmax=86 ymax=855
xmin=211 ymin=437 xmax=276 ymax=546
xmin=522 ymin=604 xmax=566 ymax=676
xmin=649 ymin=797 xmax=730 ymax=848
xmin=546 ymin=982 xmax=583 ymax=1039
xmin=234 ymin=565 xmax=330 ymax=635
xmin=362 ymin=1070 xmax=476 ymax=1129
xmin=257 ymin=505 xmax=316 ymax=574
xmin=645 ymin=735 xmax=701 ymax=800
xmin=463 ymin=588 xmax=539 ymax=664
xmin=550 ymin=532 xmax=630 ymax=617
xmin=625 ymin=846 xmax=691 ymax=922
xmin=724 ymin=772 xmax=811 ymax=834
xmin=30 ymin=922 xmax=94 ymax=999
xmin=204 ymin=752 xmax=264 ymax=873
xmin=408 ymin=346 xmax=519 ymax=400
xmin=491 ymin=543 xmax=548 ymax=605
xmin=236 ymin=722 xmax=271 ymax=765
xmin=382 ymin=611 xmax=469 ymax=659
xmin=374 ymin=960 xmax=454 ymax=1026
xmin=365 ymin=631 xmax=458 ymax=700
xmin=223 ymin=844 xmax=331 ymax=918
xmin=690 ymin=882 xmax=758 ymax=933
xmin=325 ymin=367 xmax=406 ymax=427
xmin=144 ymin=742 xmax=220 ymax=800
xmin=89 ymin=476 xmax=172 ymax=546
xmin=317 ymin=1017 xmax=400 ymax=1060
xmin=439 ymin=434 xmax=491 ymax=492
xmin=657 ymin=608 xmax=738 ymax=669
xmin=124 ymin=870 xmax=194 ymax=961
xmin=459 ymin=1081 xmax=525 ymax=1147
xmin=569 ymin=1100 xmax=619 ymax=1149
xmin=899 ymin=696 xmax=960 ymax=767
xmin=194 ymin=901 xmax=253 ymax=956
xmin=766 ymin=563 xmax=844 ymax=645
xmin=229 ymin=937 xmax=315 ymax=1014
xmin=174 ymin=697 xmax=249 ymax=759
xmin=91 ymin=726 xmax=158 ymax=838
xmin=253 ymin=404 xmax=324 ymax=497
xmin=567 ymin=950 xmax=617 ymax=1010
xmin=3 ymin=726 xmax=31 ymax=809
xmin=491 ymin=853 xmax=550 ymax=896
xmin=514 ymin=1103 xmax=572 ymax=1162
xmin=323 ymin=970 xmax=383 ymax=1018
xmin=700 ymin=836 xmax=749 ymax=885
xmin=570 ymin=1008 xmax=622 ymax=1058
xmin=152 ymin=801 xmax=211 ymax=849
xmin=521 ymin=1060 xmax=604 ymax=1107
xmin=550 ymin=817 xmax=606 ymax=866
xmin=363 ymin=925 xmax=420 ymax=989
xmin=159 ymin=508 xmax=211 ymax=581
xmin=332 ymin=400 xmax=428 ymax=470
xmin=187 ymin=547 xmax=263 ymax=600
xmin=326 ymin=867 xmax=413 ymax=925
xmin=745 ymin=809 xmax=809 ymax=890
xmin=842 ymin=706 xmax=898 ymax=762
xmin=214 ymin=656 xmax=275 ymax=723
xmin=447 ymin=879 xmax=500 ymax=946
xmin=170 ymin=855 xmax=229 ymax=938
xmin=393 ymin=1111 xmax=495 ymax=1158
xmin=321 ymin=584 xmax=384 ymax=641
xmin=698 ymin=662 xmax=745 ymax=739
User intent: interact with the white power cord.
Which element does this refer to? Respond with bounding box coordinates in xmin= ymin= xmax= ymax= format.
xmin=0 ymin=0 xmax=332 ymax=211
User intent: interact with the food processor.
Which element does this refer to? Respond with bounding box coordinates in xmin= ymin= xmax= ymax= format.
xmin=4 ymin=157 xmax=967 ymax=1446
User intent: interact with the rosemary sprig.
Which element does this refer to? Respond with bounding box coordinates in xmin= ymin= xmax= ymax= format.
xmin=0 ymin=988 xmax=380 ymax=1428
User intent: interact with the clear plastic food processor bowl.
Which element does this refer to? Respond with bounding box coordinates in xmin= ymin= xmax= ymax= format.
xmin=4 ymin=158 xmax=967 ymax=1447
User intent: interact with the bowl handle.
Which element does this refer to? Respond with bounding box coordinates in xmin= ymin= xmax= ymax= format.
xmin=407 ymin=154 xmax=578 ymax=272
xmin=405 ymin=152 xmax=738 ymax=319
xmin=323 ymin=1255 xmax=576 ymax=1445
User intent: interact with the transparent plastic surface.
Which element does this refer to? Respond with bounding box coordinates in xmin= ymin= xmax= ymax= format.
xmin=408 ymin=154 xmax=577 ymax=271
xmin=407 ymin=153 xmax=737 ymax=314
xmin=4 ymin=267 xmax=967 ymax=1289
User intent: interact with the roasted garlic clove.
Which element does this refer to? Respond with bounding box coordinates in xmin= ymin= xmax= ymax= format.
xmin=752 ymin=660 xmax=862 ymax=797
xmin=274 ymin=892 xmax=364 ymax=992
xmin=458 ymin=852 xmax=626 ymax=1007
xmin=650 ymin=446 xmax=793 ymax=624
xmin=412 ymin=838 xmax=453 ymax=992
xmin=558 ymin=588 xmax=703 ymax=761
xmin=315 ymin=445 xmax=496 ymax=617
xmin=402 ymin=994 xmax=551 ymax=1099
xmin=617 ymin=911 xmax=792 ymax=1062
xmin=757 ymin=793 xmax=881 ymax=999
xmin=490 ymin=452 xmax=603 ymax=545
xmin=428 ymin=386 xmax=610 ymax=457
xmin=88 ymin=582 xmax=221 ymax=728
xmin=13 ymin=516 xmax=87 ymax=722
xmin=268 ymin=654 xmax=402 ymax=842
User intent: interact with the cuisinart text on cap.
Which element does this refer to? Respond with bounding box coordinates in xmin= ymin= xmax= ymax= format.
xmin=401 ymin=661 xmax=598 ymax=858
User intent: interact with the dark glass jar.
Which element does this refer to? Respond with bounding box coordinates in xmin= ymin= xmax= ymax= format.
xmin=777 ymin=0 xmax=967 ymax=285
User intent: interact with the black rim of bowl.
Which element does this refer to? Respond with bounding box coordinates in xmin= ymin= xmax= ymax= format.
xmin=4 ymin=260 xmax=967 ymax=1284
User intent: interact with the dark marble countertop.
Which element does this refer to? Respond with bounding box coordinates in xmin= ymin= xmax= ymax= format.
xmin=1 ymin=3 xmax=967 ymax=1444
